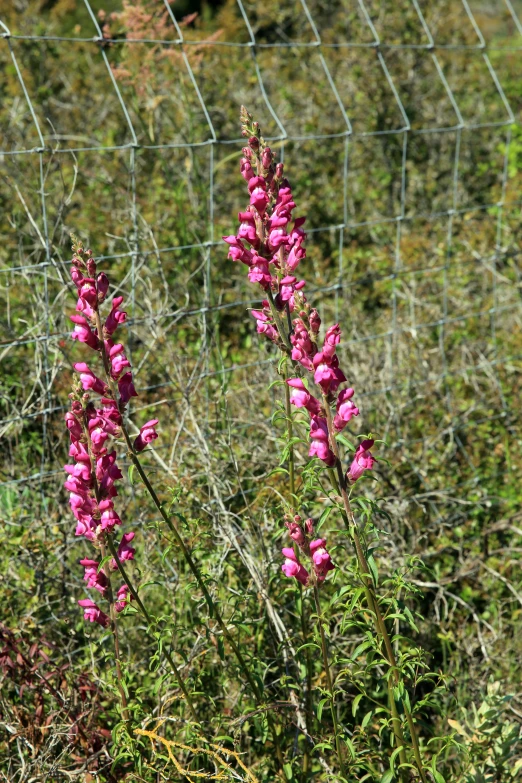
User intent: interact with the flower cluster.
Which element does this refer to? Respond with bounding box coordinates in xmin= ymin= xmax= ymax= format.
xmin=281 ymin=515 xmax=335 ymax=587
xmin=65 ymin=240 xmax=159 ymax=627
xmin=223 ymin=107 xmax=375 ymax=485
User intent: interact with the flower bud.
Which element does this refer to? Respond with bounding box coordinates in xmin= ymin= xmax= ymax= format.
xmin=276 ymin=163 xmax=284 ymax=179
xmin=261 ymin=147 xmax=273 ymax=169
xmin=249 ymin=136 xmax=259 ymax=150
xmin=309 ymin=308 xmax=321 ymax=334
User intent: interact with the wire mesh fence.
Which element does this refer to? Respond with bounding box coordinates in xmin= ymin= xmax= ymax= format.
xmin=1 ymin=0 xmax=521 ymax=537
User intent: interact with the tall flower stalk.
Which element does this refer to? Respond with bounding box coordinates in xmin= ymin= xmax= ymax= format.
xmin=65 ymin=239 xmax=285 ymax=770
xmin=223 ymin=107 xmax=429 ymax=781
xmin=65 ymin=238 xmax=198 ymax=721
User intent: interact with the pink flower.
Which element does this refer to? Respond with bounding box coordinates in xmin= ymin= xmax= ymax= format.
xmin=100 ymin=506 xmax=122 ymax=531
xmin=289 ymin=216 xmax=306 ymax=245
xmin=308 ymin=440 xmax=336 ymax=467
xmin=118 ymin=372 xmax=137 ymax=404
xmin=251 ymin=310 xmax=279 ymax=344
xmin=240 ymin=157 xmax=255 ymax=182
xmin=248 ymin=176 xmax=269 ymax=215
xmin=313 ymin=355 xmax=347 ymax=394
xmin=97 ymin=273 xmax=110 ymax=300
xmin=310 ymin=539 xmax=335 ymax=581
xmin=76 ymin=280 xmax=97 ymax=317
xmin=281 ymin=548 xmax=309 ymax=586
xmin=108 ymin=343 xmax=131 ymax=378
xmin=88 ymin=417 xmax=109 ymax=453
xmin=308 ymin=414 xmax=336 ymax=465
xmin=105 ymin=296 xmax=127 ymax=335
xmin=223 ymin=235 xmax=253 ymax=265
xmin=110 ymin=532 xmax=136 ymax=570
xmin=286 ymin=237 xmax=306 ymax=272
xmin=114 ymin=584 xmax=132 ymax=613
xmin=74 ymin=363 xmax=107 ymax=396
xmin=287 ymin=521 xmax=305 ymax=546
xmin=134 ymin=419 xmax=159 ymax=452
xmin=70 ymin=315 xmax=99 ymax=350
xmin=78 ymin=598 xmax=110 ymax=627
xmin=334 ymin=388 xmax=360 ymax=432
xmin=286 ymin=378 xmax=321 ymax=416
xmin=267 ymin=215 xmax=289 ymax=251
xmin=309 ymin=309 xmax=321 ymax=334
xmin=80 ymin=558 xmax=108 ymax=594
xmin=68 ymin=439 xmax=90 ymax=463
xmin=290 ymin=319 xmax=316 ymax=371
xmin=322 ymin=324 xmax=341 ymax=359
xmin=65 ymin=412 xmax=83 ymax=440
xmin=247 ymin=255 xmax=272 ymax=289
xmin=64 ymin=462 xmax=91 ymax=482
xmin=347 ymin=439 xmax=376 ymax=483
xmin=237 ymin=212 xmax=259 ymax=247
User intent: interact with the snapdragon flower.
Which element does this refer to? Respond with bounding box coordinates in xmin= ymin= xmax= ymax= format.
xmin=64 ymin=240 xmax=156 ymax=627
xmin=223 ymin=107 xmax=365 ymax=476
xmin=280 ymin=515 xmax=335 ymax=587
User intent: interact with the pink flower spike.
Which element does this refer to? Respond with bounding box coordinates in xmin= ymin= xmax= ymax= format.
xmin=134 ymin=419 xmax=159 ymax=452
xmin=78 ymin=598 xmax=110 ymax=627
xmin=347 ymin=439 xmax=376 ymax=484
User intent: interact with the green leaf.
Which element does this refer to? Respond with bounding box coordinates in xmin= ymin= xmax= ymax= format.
xmin=345 ymin=736 xmax=356 ymax=760
xmin=367 ymin=552 xmax=379 ymax=586
xmin=361 ymin=709 xmax=373 ymax=729
xmin=317 ymin=697 xmax=329 ymax=722
xmin=128 ymin=463 xmax=135 ymax=485
xmin=351 ymin=640 xmax=373 ymax=660
xmin=283 ymin=763 xmax=293 ymax=780
xmin=336 ymin=434 xmax=356 ymax=451
xmin=432 ymin=771 xmax=445 ymax=783
xmin=352 ymin=693 xmax=363 ymax=717
xmin=380 ymin=770 xmax=394 ymax=783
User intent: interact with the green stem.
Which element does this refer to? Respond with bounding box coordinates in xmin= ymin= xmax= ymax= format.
xmin=313 ymin=586 xmax=346 ymax=780
xmin=79 ymin=410 xmax=129 ymax=722
xmin=105 ymin=536 xmax=198 ymax=723
xmin=93 ymin=309 xmax=285 ymax=772
xmin=322 ymin=397 xmax=426 ymax=783
xmin=283 ymin=362 xmax=312 ymax=778
xmin=266 ymin=288 xmax=293 ymax=355
xmin=99 ymin=538 xmax=130 ymax=722
xmin=283 ymin=366 xmax=296 ymax=502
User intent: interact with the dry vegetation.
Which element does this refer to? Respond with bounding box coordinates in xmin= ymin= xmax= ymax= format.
xmin=1 ymin=0 xmax=522 ymax=780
